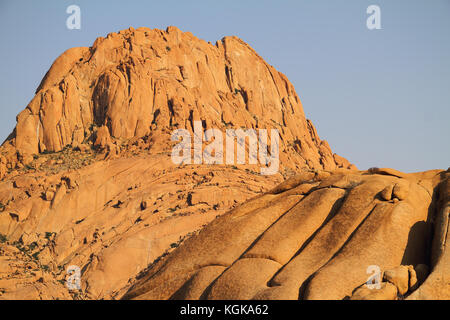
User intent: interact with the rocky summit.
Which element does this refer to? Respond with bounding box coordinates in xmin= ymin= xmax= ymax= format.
xmin=0 ymin=26 xmax=448 ymax=300
xmin=0 ymin=25 xmax=353 ymax=174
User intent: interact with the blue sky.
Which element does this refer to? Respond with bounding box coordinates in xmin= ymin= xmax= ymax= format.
xmin=0 ymin=0 xmax=448 ymax=172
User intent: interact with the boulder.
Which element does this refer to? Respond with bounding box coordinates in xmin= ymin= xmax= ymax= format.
xmin=383 ymin=265 xmax=411 ymax=295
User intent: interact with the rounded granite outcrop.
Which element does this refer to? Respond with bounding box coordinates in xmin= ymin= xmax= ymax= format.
xmin=123 ymin=168 xmax=449 ymax=300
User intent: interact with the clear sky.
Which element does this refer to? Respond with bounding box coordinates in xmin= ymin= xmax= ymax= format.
xmin=0 ymin=0 xmax=448 ymax=172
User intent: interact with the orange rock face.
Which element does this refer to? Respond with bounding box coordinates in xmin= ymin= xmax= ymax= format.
xmin=0 ymin=26 xmax=446 ymax=301
xmin=0 ymin=26 xmax=354 ymax=300
xmin=0 ymin=153 xmax=284 ymax=299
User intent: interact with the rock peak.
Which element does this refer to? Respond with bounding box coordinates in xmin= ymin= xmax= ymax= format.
xmin=0 ymin=26 xmax=354 ymax=180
